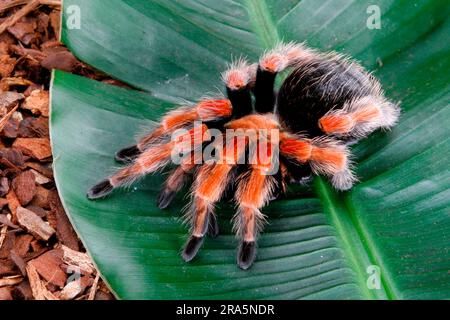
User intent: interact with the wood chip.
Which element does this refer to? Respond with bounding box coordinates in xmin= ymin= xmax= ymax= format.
xmin=0 ymin=213 xmax=18 ymax=228
xmin=49 ymin=191 xmax=78 ymax=250
xmin=25 ymin=204 xmax=47 ymax=218
xmin=88 ymin=272 xmax=100 ymax=300
xmin=61 ymin=245 xmax=95 ymax=275
xmin=0 ymin=91 xmax=24 ymax=108
xmin=0 ymin=103 xmax=19 ymax=132
xmin=12 ymin=137 xmax=52 ymax=160
xmin=0 ymin=55 xmax=16 ymax=78
xmin=29 ymin=168 xmax=51 ymax=184
xmin=0 ymin=177 xmax=9 ymax=197
xmin=41 ymin=49 xmax=78 ymax=72
xmin=26 ymin=161 xmax=53 ymax=178
xmin=21 ymin=89 xmax=49 ymax=117
xmin=29 ymin=185 xmax=50 ymax=209
xmin=0 ymin=77 xmax=34 ymax=91
xmin=0 ymin=148 xmax=25 ymax=169
xmin=16 ymin=206 xmax=55 ymax=241
xmin=58 ymin=279 xmax=83 ymax=300
xmin=28 ymin=249 xmax=66 ymax=288
xmin=10 ymin=249 xmax=27 ymax=276
xmin=0 ymin=225 xmax=7 ymax=250
xmin=6 ymin=189 xmax=20 ymax=217
xmin=0 ymin=275 xmax=23 ymax=287
xmin=0 ymin=287 xmax=13 ymax=300
xmin=0 ymin=0 xmax=41 ymax=35
xmin=25 ymin=262 xmax=58 ymax=300
xmin=18 ymin=116 xmax=49 ymax=138
xmin=7 ymin=18 xmax=37 ymax=44
xmin=0 ymin=198 xmax=8 ymax=210
xmin=14 ymin=233 xmax=33 ymax=256
xmin=12 ymin=170 xmax=36 ymax=206
xmin=0 ymin=258 xmax=16 ymax=276
xmin=11 ymin=279 xmax=33 ymax=300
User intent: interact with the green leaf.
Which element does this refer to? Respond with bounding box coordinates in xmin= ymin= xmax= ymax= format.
xmin=50 ymin=0 xmax=450 ymax=299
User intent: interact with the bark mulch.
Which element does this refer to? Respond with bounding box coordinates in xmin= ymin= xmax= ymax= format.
xmin=0 ymin=0 xmax=117 ymax=300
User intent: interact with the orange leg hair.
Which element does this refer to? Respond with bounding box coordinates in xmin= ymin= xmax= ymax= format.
xmin=181 ymin=136 xmax=248 ymax=262
xmin=157 ymin=152 xmax=199 ymax=209
xmin=87 ymin=125 xmax=209 ymax=199
xmin=280 ymin=134 xmax=355 ymax=190
xmin=318 ymin=96 xmax=400 ymax=138
xmin=234 ymin=152 xmax=277 ymax=269
xmin=114 ymin=99 xmax=232 ymax=163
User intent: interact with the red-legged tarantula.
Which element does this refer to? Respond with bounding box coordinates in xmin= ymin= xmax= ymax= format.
xmin=87 ymin=43 xmax=400 ymax=270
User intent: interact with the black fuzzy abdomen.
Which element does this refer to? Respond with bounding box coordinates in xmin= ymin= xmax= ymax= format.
xmin=277 ymin=56 xmax=376 ymax=136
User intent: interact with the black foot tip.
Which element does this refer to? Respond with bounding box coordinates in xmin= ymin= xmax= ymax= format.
xmin=237 ymin=241 xmax=257 ymax=270
xmin=207 ymin=214 xmax=219 ymax=238
xmin=182 ymin=235 xmax=204 ymax=262
xmin=157 ymin=189 xmax=176 ymax=209
xmin=115 ymin=145 xmax=140 ymax=163
xmin=87 ymin=179 xmax=113 ymax=200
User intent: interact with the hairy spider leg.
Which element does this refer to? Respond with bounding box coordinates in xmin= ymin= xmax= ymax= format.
xmin=87 ymin=125 xmax=210 ymax=199
xmin=182 ymin=135 xmax=248 ymax=262
xmin=222 ymin=59 xmax=256 ymax=118
xmin=234 ymin=139 xmax=278 ymax=269
xmin=280 ymin=134 xmax=355 ymax=191
xmin=255 ymin=42 xmax=309 ymax=113
xmin=114 ymin=99 xmax=232 ymax=163
xmin=156 ymin=151 xmax=198 ymax=210
xmin=318 ymin=95 xmax=400 ymax=138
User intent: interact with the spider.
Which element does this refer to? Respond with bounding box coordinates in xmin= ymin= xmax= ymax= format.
xmin=87 ymin=42 xmax=400 ymax=270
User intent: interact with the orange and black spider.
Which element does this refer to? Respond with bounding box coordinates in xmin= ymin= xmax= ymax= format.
xmin=87 ymin=43 xmax=400 ymax=270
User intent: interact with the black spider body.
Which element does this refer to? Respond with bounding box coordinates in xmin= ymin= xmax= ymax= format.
xmin=278 ymin=53 xmax=381 ymax=136
xmin=87 ymin=43 xmax=399 ymax=269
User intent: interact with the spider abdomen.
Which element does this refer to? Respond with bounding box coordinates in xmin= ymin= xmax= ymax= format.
xmin=277 ymin=53 xmax=381 ymax=136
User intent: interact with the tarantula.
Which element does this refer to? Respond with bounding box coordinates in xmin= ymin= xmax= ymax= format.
xmin=87 ymin=43 xmax=399 ymax=270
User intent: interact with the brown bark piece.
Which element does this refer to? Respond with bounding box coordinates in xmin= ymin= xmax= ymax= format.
xmin=61 ymin=245 xmax=95 ymax=275
xmin=7 ymin=17 xmax=38 ymax=45
xmin=11 ymin=280 xmax=33 ymax=300
xmin=0 ymin=91 xmax=24 ymax=109
xmin=0 ymin=55 xmax=16 ymax=78
xmin=59 ymin=276 xmax=93 ymax=300
xmin=25 ymin=262 xmax=58 ymax=300
xmin=12 ymin=138 xmax=52 ymax=160
xmin=12 ymin=170 xmax=36 ymax=206
xmin=21 ymin=90 xmax=49 ymax=117
xmin=0 ymin=259 xmax=16 ymax=276
xmin=0 ymin=275 xmax=23 ymax=287
xmin=25 ymin=205 xmax=47 ymax=218
xmin=29 ymin=185 xmax=50 ymax=209
xmin=10 ymin=250 xmax=27 ymax=276
xmin=6 ymin=189 xmax=20 ymax=218
xmin=0 ymin=148 xmax=25 ymax=169
xmin=0 ymin=287 xmax=13 ymax=300
xmin=16 ymin=206 xmax=55 ymax=241
xmin=14 ymin=234 xmax=33 ymax=256
xmin=18 ymin=117 xmax=49 ymax=138
xmin=41 ymin=49 xmax=78 ymax=72
xmin=28 ymin=249 xmax=66 ymax=288
xmin=49 ymin=191 xmax=79 ymax=251
xmin=26 ymin=161 xmax=53 ymax=179
xmin=0 ymin=198 xmax=8 ymax=210
xmin=49 ymin=10 xmax=60 ymax=38
xmin=0 ymin=214 xmax=18 ymax=228
xmin=0 ymin=177 xmax=9 ymax=197
xmin=29 ymin=169 xmax=51 ymax=185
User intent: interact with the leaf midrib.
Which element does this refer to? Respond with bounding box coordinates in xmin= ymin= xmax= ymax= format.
xmin=244 ymin=0 xmax=395 ymax=299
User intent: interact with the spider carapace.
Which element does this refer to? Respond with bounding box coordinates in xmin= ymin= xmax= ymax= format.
xmin=87 ymin=43 xmax=400 ymax=270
